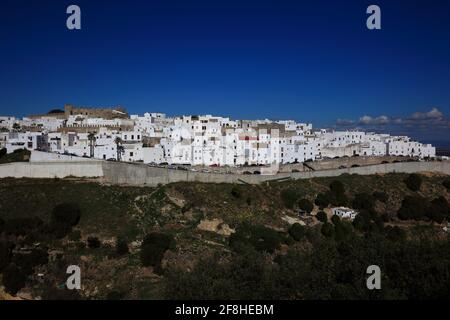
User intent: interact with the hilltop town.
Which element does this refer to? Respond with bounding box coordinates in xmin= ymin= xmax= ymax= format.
xmin=0 ymin=105 xmax=436 ymax=168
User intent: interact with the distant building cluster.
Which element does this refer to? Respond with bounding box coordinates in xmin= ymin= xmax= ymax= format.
xmin=0 ymin=105 xmax=436 ymax=165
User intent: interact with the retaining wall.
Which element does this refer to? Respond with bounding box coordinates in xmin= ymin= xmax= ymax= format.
xmin=1 ymin=160 xmax=449 ymax=185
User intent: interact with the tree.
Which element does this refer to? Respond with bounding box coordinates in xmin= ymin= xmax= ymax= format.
xmin=315 ymin=192 xmax=330 ymax=208
xmin=115 ymin=137 xmax=124 ymax=161
xmin=288 ymin=223 xmax=306 ymax=241
xmin=373 ymin=191 xmax=388 ymax=203
xmin=0 ymin=241 xmax=13 ymax=272
xmin=0 ymin=217 xmax=4 ymax=233
xmin=298 ymin=198 xmax=314 ymax=213
xmin=443 ymin=179 xmax=450 ymax=191
xmin=352 ymin=193 xmax=376 ymax=211
xmin=140 ymin=232 xmax=174 ymax=271
xmin=2 ymin=264 xmax=28 ymax=295
xmin=404 ymin=174 xmax=422 ymax=192
xmin=331 ymin=214 xmax=341 ymax=225
xmin=229 ymin=223 xmax=284 ymax=253
xmin=87 ymin=236 xmax=101 ymax=248
xmin=50 ymin=203 xmax=81 ymax=238
xmin=12 ymin=123 xmax=21 ymax=131
xmin=397 ymin=196 xmax=429 ymax=221
xmin=330 ymin=180 xmax=345 ymax=195
xmin=316 ymin=211 xmax=327 ymax=223
xmin=281 ymin=189 xmax=299 ymax=209
xmin=230 ymin=185 xmax=241 ymax=199
xmin=0 ymin=147 xmax=6 ymax=158
xmin=321 ymin=222 xmax=335 ymax=238
xmin=427 ymin=196 xmax=450 ymax=223
xmin=116 ymin=237 xmax=129 ymax=255
xmin=88 ymin=132 xmax=97 ymax=158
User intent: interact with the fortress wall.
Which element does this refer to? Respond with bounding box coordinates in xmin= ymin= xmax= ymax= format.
xmin=1 ymin=160 xmax=449 ymax=185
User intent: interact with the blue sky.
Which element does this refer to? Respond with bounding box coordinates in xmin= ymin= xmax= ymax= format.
xmin=1 ymin=0 xmax=450 ymax=142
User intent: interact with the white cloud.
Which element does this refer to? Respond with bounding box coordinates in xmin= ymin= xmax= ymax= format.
xmin=410 ymin=107 xmax=443 ymax=120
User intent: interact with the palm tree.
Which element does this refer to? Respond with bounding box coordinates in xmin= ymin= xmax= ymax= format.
xmin=12 ymin=123 xmax=21 ymax=132
xmin=88 ymin=132 xmax=96 ymax=158
xmin=115 ymin=137 xmax=124 ymax=161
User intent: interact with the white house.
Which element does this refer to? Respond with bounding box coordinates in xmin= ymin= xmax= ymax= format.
xmin=332 ymin=207 xmax=358 ymax=220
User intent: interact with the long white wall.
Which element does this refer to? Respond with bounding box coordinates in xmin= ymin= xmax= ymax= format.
xmin=1 ymin=160 xmax=449 ymax=185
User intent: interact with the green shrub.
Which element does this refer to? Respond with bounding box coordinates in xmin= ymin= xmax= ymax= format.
xmin=404 ymin=174 xmax=422 ymax=192
xmin=352 ymin=193 xmax=376 ymax=211
xmin=51 ymin=203 xmax=81 ymax=228
xmin=331 ymin=214 xmax=341 ymax=225
xmin=12 ymin=249 xmax=48 ymax=276
xmin=87 ymin=236 xmax=101 ymax=248
xmin=443 ymin=179 xmax=450 ymax=191
xmin=116 ymin=237 xmax=129 ymax=255
xmin=68 ymin=230 xmax=81 ymax=242
xmin=2 ymin=263 xmax=28 ymax=295
xmin=0 ymin=217 xmax=4 ymax=234
xmin=288 ymin=223 xmax=306 ymax=241
xmin=0 ymin=147 xmax=6 ymax=158
xmin=281 ymin=189 xmax=299 ymax=209
xmin=0 ymin=241 xmax=13 ymax=272
xmin=229 ymin=223 xmax=284 ymax=253
xmin=4 ymin=217 xmax=43 ymax=236
xmin=321 ymin=222 xmax=334 ymax=238
xmin=315 ymin=192 xmax=330 ymax=208
xmin=298 ymin=198 xmax=314 ymax=213
xmin=230 ymin=186 xmax=241 ymax=199
xmin=373 ymin=191 xmax=388 ymax=203
xmin=329 ymin=180 xmax=345 ymax=195
xmin=427 ymin=196 xmax=450 ymax=223
xmin=316 ymin=211 xmax=327 ymax=223
xmin=140 ymin=232 xmax=174 ymax=271
xmin=397 ymin=196 xmax=429 ymax=220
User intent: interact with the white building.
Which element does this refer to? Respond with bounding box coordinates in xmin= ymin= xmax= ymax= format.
xmin=332 ymin=207 xmax=358 ymax=220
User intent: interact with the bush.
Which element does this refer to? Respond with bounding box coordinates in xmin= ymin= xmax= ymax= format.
xmin=230 ymin=186 xmax=241 ymax=199
xmin=427 ymin=196 xmax=450 ymax=223
xmin=443 ymin=179 xmax=450 ymax=191
xmin=140 ymin=232 xmax=174 ymax=270
xmin=298 ymin=198 xmax=314 ymax=213
xmin=87 ymin=236 xmax=101 ymax=248
xmin=329 ymin=180 xmax=345 ymax=195
xmin=0 ymin=217 xmax=4 ymax=233
xmin=321 ymin=222 xmax=334 ymax=238
xmin=51 ymin=203 xmax=81 ymax=228
xmin=50 ymin=203 xmax=81 ymax=238
xmin=316 ymin=211 xmax=327 ymax=223
xmin=229 ymin=223 xmax=284 ymax=253
xmin=12 ymin=249 xmax=48 ymax=276
xmin=315 ymin=192 xmax=330 ymax=208
xmin=288 ymin=223 xmax=307 ymax=241
xmin=352 ymin=193 xmax=376 ymax=211
xmin=331 ymin=214 xmax=341 ymax=225
xmin=397 ymin=196 xmax=429 ymax=221
xmin=2 ymin=263 xmax=28 ymax=295
xmin=281 ymin=189 xmax=299 ymax=209
xmin=385 ymin=226 xmax=406 ymax=242
xmin=0 ymin=147 xmax=6 ymax=158
xmin=3 ymin=217 xmax=43 ymax=236
xmin=0 ymin=241 xmax=13 ymax=272
xmin=116 ymin=237 xmax=129 ymax=256
xmin=373 ymin=191 xmax=388 ymax=203
xmin=404 ymin=174 xmax=422 ymax=192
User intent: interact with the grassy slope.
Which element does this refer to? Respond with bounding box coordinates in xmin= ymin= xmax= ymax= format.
xmin=0 ymin=172 xmax=449 ymax=299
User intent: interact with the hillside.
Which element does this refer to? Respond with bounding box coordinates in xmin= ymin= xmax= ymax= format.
xmin=1 ymin=172 xmax=450 ymax=299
